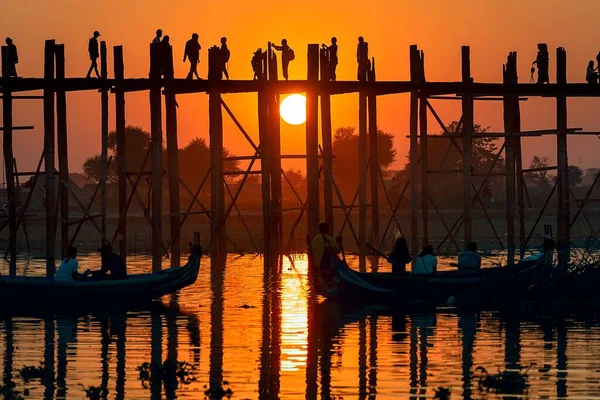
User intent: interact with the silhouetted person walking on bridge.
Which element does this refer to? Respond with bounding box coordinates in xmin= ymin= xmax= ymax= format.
xmin=86 ymin=31 xmax=101 ymax=79
xmin=322 ymin=37 xmax=338 ymax=81
xmin=532 ymin=43 xmax=549 ymax=84
xmin=184 ymin=33 xmax=201 ymax=80
xmin=357 ymin=36 xmax=369 ymax=81
xmin=220 ymin=37 xmax=230 ymax=80
xmin=2 ymin=37 xmax=19 ymax=78
xmin=152 ymin=29 xmax=163 ymax=45
xmin=272 ymin=39 xmax=295 ymax=80
xmin=251 ymin=48 xmax=263 ymax=80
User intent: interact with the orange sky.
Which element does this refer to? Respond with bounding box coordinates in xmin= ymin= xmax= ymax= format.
xmin=2 ymin=0 xmax=600 ymax=175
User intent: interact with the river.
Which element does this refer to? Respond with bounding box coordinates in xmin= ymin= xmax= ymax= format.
xmin=0 ymin=252 xmax=599 ymax=399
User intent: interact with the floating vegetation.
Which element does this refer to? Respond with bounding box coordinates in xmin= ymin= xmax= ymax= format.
xmin=433 ymin=386 xmax=451 ymax=400
xmin=137 ymin=359 xmax=198 ymax=391
xmin=78 ymin=384 xmax=104 ymax=400
xmin=19 ymin=362 xmax=54 ymax=385
xmin=0 ymin=381 xmax=24 ymax=400
xmin=203 ymin=381 xmax=233 ymax=399
xmin=475 ymin=364 xmax=533 ymax=395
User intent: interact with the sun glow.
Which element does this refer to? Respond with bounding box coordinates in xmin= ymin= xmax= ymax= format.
xmin=280 ymin=94 xmax=307 ymax=125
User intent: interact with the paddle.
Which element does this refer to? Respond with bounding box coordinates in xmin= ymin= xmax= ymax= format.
xmin=366 ymin=243 xmax=446 ymax=302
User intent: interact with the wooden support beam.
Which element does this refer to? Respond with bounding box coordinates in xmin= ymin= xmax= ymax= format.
xmin=306 ymin=44 xmax=320 ymax=239
xmin=0 ymin=126 xmax=34 ymax=131
xmin=268 ymin=44 xmax=283 ymax=256
xmin=55 ymin=44 xmax=69 ymax=259
xmin=358 ymin=89 xmax=367 ymax=270
xmin=461 ymin=45 xmax=473 ymax=245
xmin=114 ymin=46 xmax=127 ymax=259
xmin=208 ymin=46 xmax=226 ymax=259
xmin=69 ymin=157 xmax=112 ymax=247
xmin=165 ymin=42 xmax=180 ymax=268
xmin=556 ymin=47 xmax=570 ymax=269
xmin=418 ymin=51 xmax=428 ymax=247
xmin=2 ymin=81 xmax=16 ymax=274
xmin=13 ymin=159 xmax=30 ymax=254
xmin=368 ymin=59 xmax=380 ymax=252
xmin=503 ymin=52 xmax=517 ymax=267
xmin=149 ymin=42 xmax=163 ymax=272
xmin=43 ymin=39 xmax=56 ymax=276
xmin=409 ymin=45 xmax=419 ymax=259
xmin=320 ymin=49 xmax=334 ymax=232
xmin=100 ymin=41 xmax=108 ymax=245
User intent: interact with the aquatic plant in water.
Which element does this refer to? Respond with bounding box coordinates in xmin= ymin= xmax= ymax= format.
xmin=475 ymin=364 xmax=533 ymax=395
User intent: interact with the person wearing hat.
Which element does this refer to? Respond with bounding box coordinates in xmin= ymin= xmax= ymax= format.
xmin=92 ymin=244 xmax=127 ymax=280
xmin=86 ymin=30 xmax=101 ymax=79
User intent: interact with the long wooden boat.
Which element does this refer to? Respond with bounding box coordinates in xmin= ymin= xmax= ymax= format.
xmin=0 ymin=243 xmax=202 ymax=308
xmin=312 ymin=250 xmax=549 ymax=305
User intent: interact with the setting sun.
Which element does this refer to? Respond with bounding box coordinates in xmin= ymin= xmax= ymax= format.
xmin=280 ymin=94 xmax=307 ymax=125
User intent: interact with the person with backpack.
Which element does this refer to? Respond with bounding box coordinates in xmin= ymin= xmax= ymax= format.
xmin=220 ymin=37 xmax=230 ymax=80
xmin=272 ymin=38 xmax=295 ymax=80
xmin=251 ymin=48 xmax=263 ymax=80
xmin=184 ymin=33 xmax=201 ymax=80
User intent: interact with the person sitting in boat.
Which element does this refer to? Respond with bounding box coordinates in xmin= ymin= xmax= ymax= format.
xmin=55 ymin=246 xmax=92 ymax=281
xmin=457 ymin=242 xmax=482 ymax=274
xmin=412 ymin=245 xmax=437 ymax=275
xmin=388 ymin=237 xmax=411 ymax=274
xmin=311 ymin=222 xmax=342 ymax=281
xmin=91 ymin=244 xmax=127 ymax=280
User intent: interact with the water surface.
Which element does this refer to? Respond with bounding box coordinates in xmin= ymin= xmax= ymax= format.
xmin=0 ymin=253 xmax=599 ymax=399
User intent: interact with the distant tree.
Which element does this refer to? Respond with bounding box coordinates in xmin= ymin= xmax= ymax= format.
xmin=553 ymin=165 xmax=583 ymax=187
xmin=390 ymin=121 xmax=503 ymax=208
xmin=178 ymin=137 xmax=239 ymax=192
xmin=581 ymin=168 xmax=599 ymax=187
xmin=82 ymin=125 xmax=151 ymax=182
xmin=332 ymin=126 xmax=397 ymax=198
xmin=283 ymin=168 xmax=305 ymax=188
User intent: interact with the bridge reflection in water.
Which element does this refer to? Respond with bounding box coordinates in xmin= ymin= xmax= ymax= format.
xmin=0 ymin=254 xmax=597 ymax=398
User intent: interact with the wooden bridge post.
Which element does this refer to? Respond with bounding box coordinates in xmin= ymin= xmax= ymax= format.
xmin=2 ymin=78 xmax=16 ymax=274
xmin=208 ymin=46 xmax=226 ymax=259
xmin=418 ymin=51 xmax=429 ymax=247
xmin=100 ymin=41 xmax=108 ymax=244
xmin=306 ymin=44 xmax=320 ymax=239
xmin=368 ymin=58 xmax=380 ymax=251
xmin=409 ymin=45 xmax=419 ymax=259
xmin=258 ymin=49 xmax=271 ymax=258
xmin=461 ymin=45 xmax=474 ymax=245
xmin=114 ymin=46 xmax=127 ymax=259
xmin=503 ymin=52 xmax=517 ymax=267
xmin=149 ymin=42 xmax=163 ymax=272
xmin=164 ymin=43 xmax=180 ymax=267
xmin=358 ymin=71 xmax=367 ymax=270
xmin=44 ymin=39 xmax=56 ymax=276
xmin=556 ymin=47 xmax=570 ymax=269
xmin=320 ymin=49 xmax=334 ymax=232
xmin=55 ymin=44 xmax=69 ymax=259
xmin=268 ymin=43 xmax=282 ymax=256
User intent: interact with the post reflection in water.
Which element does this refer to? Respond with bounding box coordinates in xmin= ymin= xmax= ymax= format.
xmin=209 ymin=255 xmax=225 ymax=398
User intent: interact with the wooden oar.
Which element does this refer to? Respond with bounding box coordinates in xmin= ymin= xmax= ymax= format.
xmin=366 ymin=243 xmax=446 ymax=302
